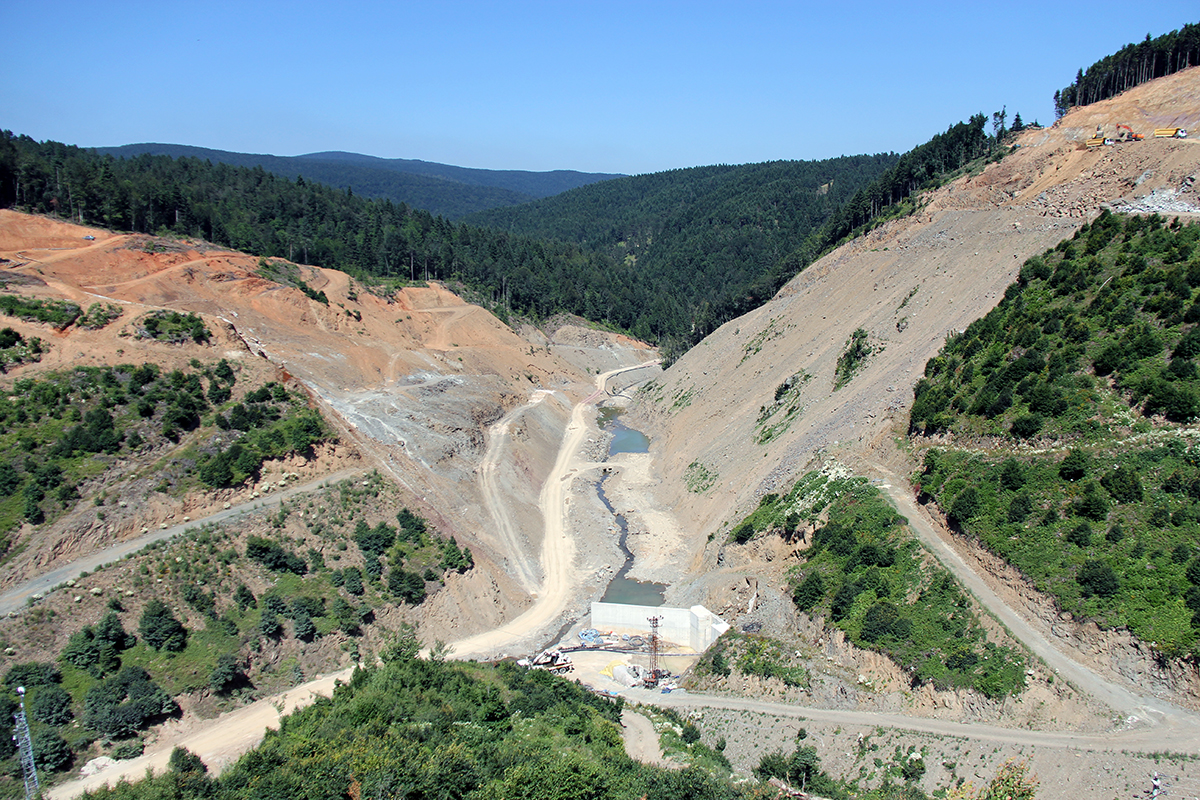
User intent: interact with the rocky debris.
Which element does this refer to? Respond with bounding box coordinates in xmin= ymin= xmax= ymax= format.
xmin=1111 ymin=185 xmax=1200 ymax=215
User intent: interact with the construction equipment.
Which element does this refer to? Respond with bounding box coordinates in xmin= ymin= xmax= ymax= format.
xmin=517 ymin=649 xmax=574 ymax=675
xmin=14 ymin=686 xmax=40 ymax=800
xmin=1085 ymin=136 xmax=1113 ymax=149
xmin=1155 ymin=127 xmax=1189 ymax=139
xmin=1117 ymin=124 xmax=1144 ymax=141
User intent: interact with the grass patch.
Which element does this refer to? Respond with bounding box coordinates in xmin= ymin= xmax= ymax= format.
xmin=834 ymin=328 xmax=879 ymax=389
xmin=755 ymin=370 xmax=810 ymax=444
xmin=685 ymin=460 xmax=717 ymax=493
xmin=0 ymin=294 xmax=81 ymax=329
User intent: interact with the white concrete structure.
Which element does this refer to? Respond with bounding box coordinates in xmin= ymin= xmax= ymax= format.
xmin=590 ymin=602 xmax=730 ymax=652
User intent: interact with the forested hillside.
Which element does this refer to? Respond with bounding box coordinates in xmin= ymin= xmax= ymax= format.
xmin=469 ymin=117 xmax=1003 ymax=350
xmin=0 ymin=120 xmax=1009 ymax=360
xmin=910 ymin=213 xmax=1200 ymax=657
xmin=94 ymin=144 xmax=622 ymax=220
xmin=1054 ymin=22 xmax=1200 ymax=116
xmin=465 ymin=158 xmax=894 ymax=344
xmin=70 ymin=649 xmax=757 ymax=800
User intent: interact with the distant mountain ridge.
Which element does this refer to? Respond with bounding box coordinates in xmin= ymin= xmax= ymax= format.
xmin=92 ymin=143 xmax=623 ymax=219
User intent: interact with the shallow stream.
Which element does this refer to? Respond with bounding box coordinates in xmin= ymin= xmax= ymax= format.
xmin=596 ymin=407 xmax=665 ymax=606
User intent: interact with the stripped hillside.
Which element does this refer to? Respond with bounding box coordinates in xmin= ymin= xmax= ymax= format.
xmin=626 ymin=69 xmax=1200 ymax=699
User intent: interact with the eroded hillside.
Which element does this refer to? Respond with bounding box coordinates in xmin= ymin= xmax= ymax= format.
xmin=0 ymin=211 xmax=653 ymax=637
xmin=631 ymin=67 xmax=1200 ymax=566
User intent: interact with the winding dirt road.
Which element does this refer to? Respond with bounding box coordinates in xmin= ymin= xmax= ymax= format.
xmin=0 ymin=468 xmax=367 ymax=616
xmin=449 ymin=360 xmax=658 ymax=659
xmin=477 ymin=390 xmax=554 ymax=596
xmin=865 ymin=458 xmax=1197 ymax=732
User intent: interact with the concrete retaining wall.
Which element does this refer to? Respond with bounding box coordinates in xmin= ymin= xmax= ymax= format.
xmin=590 ymin=602 xmax=730 ymax=652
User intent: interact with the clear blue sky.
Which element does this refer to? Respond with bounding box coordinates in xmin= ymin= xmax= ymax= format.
xmin=2 ymin=2 xmax=1195 ymax=175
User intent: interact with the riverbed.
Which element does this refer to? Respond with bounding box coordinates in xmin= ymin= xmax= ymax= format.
xmin=596 ymin=406 xmax=666 ymax=606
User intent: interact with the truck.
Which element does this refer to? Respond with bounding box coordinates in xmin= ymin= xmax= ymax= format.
xmin=1154 ymin=127 xmax=1189 ymax=139
xmin=517 ymin=649 xmax=574 ymax=675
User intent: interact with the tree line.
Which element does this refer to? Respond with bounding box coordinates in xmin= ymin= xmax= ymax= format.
xmin=687 ymin=116 xmax=999 ymax=346
xmin=1054 ymin=22 xmax=1200 ymax=117
xmin=0 ymin=119 xmax=1005 ymax=362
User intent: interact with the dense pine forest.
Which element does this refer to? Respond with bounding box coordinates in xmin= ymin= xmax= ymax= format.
xmin=93 ymin=144 xmax=621 ymax=220
xmin=468 ymin=117 xmax=1000 ymax=348
xmin=1054 ymin=22 xmax=1200 ymax=116
xmin=0 ymin=119 xmax=1007 ymax=360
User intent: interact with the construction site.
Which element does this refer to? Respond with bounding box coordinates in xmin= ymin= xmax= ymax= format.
xmin=1085 ymin=120 xmax=1187 ymax=147
xmin=517 ymin=603 xmax=731 ymax=692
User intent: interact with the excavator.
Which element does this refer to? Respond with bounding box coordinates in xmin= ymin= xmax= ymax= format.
xmin=1117 ymin=124 xmax=1144 ymax=142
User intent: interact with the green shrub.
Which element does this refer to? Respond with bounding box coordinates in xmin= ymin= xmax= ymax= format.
xmin=1010 ymin=414 xmax=1043 ymax=438
xmin=834 ymin=328 xmax=876 ymax=389
xmin=1078 ymin=560 xmax=1119 ymax=597
xmin=32 ymin=729 xmax=72 ymax=772
xmin=168 ymin=746 xmax=207 ymax=774
xmin=999 ymin=458 xmax=1025 ymax=491
xmin=1065 ymin=522 xmax=1092 ymax=548
xmin=209 ymin=654 xmax=243 ymax=694
xmin=84 ymin=666 xmax=178 ymax=737
xmin=1059 ymin=449 xmax=1089 ymax=481
xmin=949 ymin=487 xmax=982 ymax=527
xmin=792 ymin=572 xmax=825 ymax=611
xmin=138 ymin=311 xmax=210 ymax=344
xmin=1101 ymin=465 xmax=1143 ymax=503
xmin=1007 ymin=492 xmax=1032 ymax=523
xmin=1076 ymin=482 xmax=1110 ymax=521
xmin=245 ymin=535 xmax=307 ymax=574
xmin=138 ymin=600 xmax=187 ymax=652
xmin=4 ymin=662 xmax=61 ymax=688
xmin=28 ymin=684 xmax=73 ymax=726
xmin=110 ymin=740 xmax=144 ymax=760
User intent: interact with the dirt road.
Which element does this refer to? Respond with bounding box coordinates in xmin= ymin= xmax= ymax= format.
xmin=449 ymin=361 xmax=658 ymax=659
xmin=0 ymin=468 xmax=367 ymax=616
xmin=864 ymin=458 xmax=1195 ymax=729
xmin=628 ymin=686 xmax=1200 ymax=753
xmin=621 ymin=708 xmax=668 ymax=766
xmin=47 ymin=667 xmax=356 ymax=799
xmin=48 ymin=364 xmax=656 ymax=798
xmin=477 ymin=389 xmax=554 ymax=595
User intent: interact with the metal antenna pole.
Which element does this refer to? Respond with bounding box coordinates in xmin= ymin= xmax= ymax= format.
xmin=14 ymin=686 xmax=40 ymax=800
xmin=647 ymin=616 xmax=661 ymax=675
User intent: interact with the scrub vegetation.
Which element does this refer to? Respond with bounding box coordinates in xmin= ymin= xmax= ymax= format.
xmin=0 ymin=359 xmax=327 ymax=558
xmin=910 ymin=213 xmax=1200 ymax=657
xmin=728 ymin=468 xmax=1026 ymax=698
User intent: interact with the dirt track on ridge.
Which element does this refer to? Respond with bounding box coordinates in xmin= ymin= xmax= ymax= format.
xmin=0 ymin=468 xmax=367 ymax=615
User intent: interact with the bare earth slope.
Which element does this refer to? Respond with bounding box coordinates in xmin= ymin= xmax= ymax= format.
xmin=631 ymin=67 xmax=1200 ymax=574
xmin=626 ymin=67 xmax=1200 ymax=710
xmin=0 ymin=210 xmax=654 ymax=638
